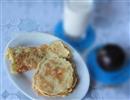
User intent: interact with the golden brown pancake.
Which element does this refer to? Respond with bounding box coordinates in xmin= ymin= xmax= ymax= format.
xmin=49 ymin=41 xmax=71 ymax=59
xmin=32 ymin=53 xmax=77 ymax=96
xmin=6 ymin=45 xmax=49 ymax=73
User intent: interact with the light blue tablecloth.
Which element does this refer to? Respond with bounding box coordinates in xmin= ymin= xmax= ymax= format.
xmin=1 ymin=0 xmax=130 ymax=100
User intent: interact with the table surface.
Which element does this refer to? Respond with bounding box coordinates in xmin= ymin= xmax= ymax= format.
xmin=0 ymin=0 xmax=130 ymax=100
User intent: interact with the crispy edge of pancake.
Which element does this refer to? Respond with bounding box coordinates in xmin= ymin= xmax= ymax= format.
xmin=33 ymin=78 xmax=77 ymax=97
xmin=6 ymin=48 xmax=18 ymax=74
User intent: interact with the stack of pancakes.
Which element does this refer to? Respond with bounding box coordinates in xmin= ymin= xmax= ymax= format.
xmin=6 ymin=41 xmax=78 ymax=96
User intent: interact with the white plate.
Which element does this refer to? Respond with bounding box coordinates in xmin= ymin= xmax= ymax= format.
xmin=4 ymin=33 xmax=90 ymax=100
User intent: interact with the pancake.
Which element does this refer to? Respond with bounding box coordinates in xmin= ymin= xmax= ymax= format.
xmin=49 ymin=41 xmax=71 ymax=59
xmin=6 ymin=45 xmax=49 ymax=73
xmin=32 ymin=53 xmax=77 ymax=96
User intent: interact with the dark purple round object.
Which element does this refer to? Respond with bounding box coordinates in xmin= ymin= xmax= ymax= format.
xmin=97 ymin=44 xmax=126 ymax=71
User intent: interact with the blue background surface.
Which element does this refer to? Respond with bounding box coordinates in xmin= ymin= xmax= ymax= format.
xmin=0 ymin=0 xmax=130 ymax=100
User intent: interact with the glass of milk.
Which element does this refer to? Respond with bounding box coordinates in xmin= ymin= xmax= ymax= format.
xmin=63 ymin=0 xmax=94 ymax=38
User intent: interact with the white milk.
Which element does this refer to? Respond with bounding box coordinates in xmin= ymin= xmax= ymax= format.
xmin=63 ymin=0 xmax=94 ymax=38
